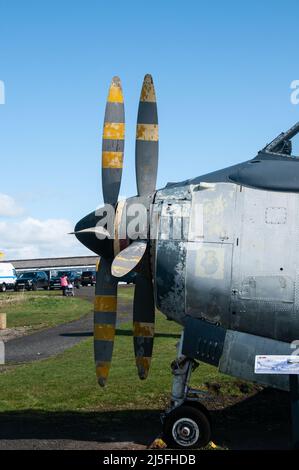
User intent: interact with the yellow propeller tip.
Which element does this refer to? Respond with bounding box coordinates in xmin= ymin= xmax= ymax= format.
xmin=111 ymin=76 xmax=121 ymax=86
xmin=144 ymin=74 xmax=153 ymax=82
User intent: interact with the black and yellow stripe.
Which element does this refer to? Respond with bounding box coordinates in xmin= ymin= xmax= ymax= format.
xmin=111 ymin=240 xmax=147 ymax=278
xmin=133 ymin=275 xmax=155 ymax=380
xmin=102 ymin=76 xmax=125 ymax=205
xmin=94 ymin=257 xmax=118 ymax=387
xmin=135 ymin=74 xmax=158 ymax=197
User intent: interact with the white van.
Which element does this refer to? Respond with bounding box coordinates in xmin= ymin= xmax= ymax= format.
xmin=0 ymin=262 xmax=17 ymax=292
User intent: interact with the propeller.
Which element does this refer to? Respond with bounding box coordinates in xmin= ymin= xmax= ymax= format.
xmin=74 ymin=74 xmax=158 ymax=385
xmin=102 ymin=75 xmax=125 ymax=206
xmin=133 ymin=74 xmax=158 ymax=378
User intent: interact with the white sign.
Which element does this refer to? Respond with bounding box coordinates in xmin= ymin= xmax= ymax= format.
xmin=255 ymin=355 xmax=299 ymax=375
xmin=0 ymin=340 xmax=4 ymax=364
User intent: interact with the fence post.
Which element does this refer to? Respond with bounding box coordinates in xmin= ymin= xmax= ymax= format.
xmin=0 ymin=313 xmax=7 ymax=330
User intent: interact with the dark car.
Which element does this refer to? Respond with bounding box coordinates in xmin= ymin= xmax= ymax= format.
xmin=15 ymin=271 xmax=49 ymax=291
xmin=49 ymin=271 xmax=81 ymax=290
xmin=81 ymin=270 xmax=96 ymax=286
xmin=68 ymin=271 xmax=81 ymax=289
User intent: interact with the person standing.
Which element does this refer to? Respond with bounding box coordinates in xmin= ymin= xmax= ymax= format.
xmin=60 ymin=273 xmax=68 ymax=296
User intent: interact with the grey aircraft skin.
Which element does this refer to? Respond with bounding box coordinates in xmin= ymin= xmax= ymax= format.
xmin=74 ymin=75 xmax=299 ymax=446
xmin=76 ymin=121 xmax=299 ymax=393
xmin=154 ymin=122 xmax=299 ymax=392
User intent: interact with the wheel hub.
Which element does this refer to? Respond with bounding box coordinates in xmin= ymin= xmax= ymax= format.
xmin=172 ymin=417 xmax=200 ymax=447
xmin=181 ymin=426 xmax=191 ymax=437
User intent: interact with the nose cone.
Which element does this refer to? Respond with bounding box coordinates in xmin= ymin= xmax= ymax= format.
xmin=74 ymin=208 xmax=114 ymax=259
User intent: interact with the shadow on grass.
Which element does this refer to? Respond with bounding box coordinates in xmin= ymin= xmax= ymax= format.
xmin=60 ymin=332 xmax=93 ymax=338
xmin=0 ymin=409 xmax=161 ymax=445
xmin=0 ymin=388 xmax=291 ymax=449
xmin=60 ymin=330 xmax=181 ymax=339
xmin=210 ymin=387 xmax=291 ymax=449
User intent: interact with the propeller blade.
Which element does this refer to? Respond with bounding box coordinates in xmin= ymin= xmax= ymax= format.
xmin=70 ymin=226 xmax=110 ymax=238
xmin=94 ymin=257 xmax=118 ymax=387
xmin=102 ymin=76 xmax=125 ymax=205
xmin=111 ymin=240 xmax=147 ymax=278
xmin=133 ymin=274 xmax=155 ymax=379
xmin=135 ymin=74 xmax=158 ymax=196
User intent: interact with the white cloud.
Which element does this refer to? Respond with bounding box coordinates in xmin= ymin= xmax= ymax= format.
xmin=0 ymin=217 xmax=90 ymax=259
xmin=0 ymin=194 xmax=23 ymax=217
xmin=0 ymin=194 xmax=91 ymax=260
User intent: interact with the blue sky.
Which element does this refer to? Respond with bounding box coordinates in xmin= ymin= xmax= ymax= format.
xmin=1 ymin=0 xmax=299 ymax=258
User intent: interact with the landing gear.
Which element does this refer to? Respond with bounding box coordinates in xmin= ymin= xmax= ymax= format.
xmin=161 ymin=332 xmax=212 ymax=449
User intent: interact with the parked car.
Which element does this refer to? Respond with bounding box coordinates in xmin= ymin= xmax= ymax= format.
xmin=49 ymin=271 xmax=81 ymax=290
xmin=69 ymin=271 xmax=81 ymax=288
xmin=81 ymin=270 xmax=96 ymax=286
xmin=0 ymin=262 xmax=17 ymax=292
xmin=15 ymin=271 xmax=49 ymax=291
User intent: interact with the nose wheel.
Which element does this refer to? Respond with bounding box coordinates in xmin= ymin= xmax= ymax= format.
xmin=162 ymin=404 xmax=211 ymax=449
xmin=160 ymin=331 xmax=212 ymax=449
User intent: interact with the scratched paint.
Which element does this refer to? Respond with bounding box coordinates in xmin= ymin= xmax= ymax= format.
xmin=140 ymin=74 xmax=156 ymax=102
xmin=112 ymin=240 xmax=147 ymax=277
xmin=156 ymin=239 xmax=187 ymax=324
xmin=156 ymin=185 xmax=191 ymax=202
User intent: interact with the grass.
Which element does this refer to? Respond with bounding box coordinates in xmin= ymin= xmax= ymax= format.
xmin=0 ymin=290 xmax=92 ymax=330
xmin=0 ymin=312 xmax=253 ymax=413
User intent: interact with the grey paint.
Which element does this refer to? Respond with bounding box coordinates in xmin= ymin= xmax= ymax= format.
xmin=219 ymin=330 xmax=292 ymax=391
xmin=182 ymin=317 xmax=226 ymax=366
xmin=102 ymin=138 xmax=124 ymax=152
xmin=155 ymin=179 xmax=299 ymax=345
xmin=137 ymin=101 xmax=158 ymax=125
xmin=185 ymin=183 xmax=236 ymax=326
xmin=230 ymin=185 xmax=299 ymax=342
xmin=166 ymin=152 xmax=299 ymax=194
xmin=155 ymin=188 xmax=191 ymax=324
xmin=94 ymin=340 xmax=114 ymax=363
xmin=229 ymin=157 xmax=299 ymax=192
xmin=102 ymin=167 xmax=123 ymax=206
xmin=153 ymin=175 xmax=299 ymax=390
xmin=104 ymin=102 xmax=125 ymax=124
xmin=155 ymin=240 xmax=187 ymax=324
xmin=135 ymin=140 xmax=159 ymax=196
xmin=74 ymin=121 xmax=299 ymax=392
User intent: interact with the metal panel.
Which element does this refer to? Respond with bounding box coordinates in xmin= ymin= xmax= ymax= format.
xmin=186 ymin=242 xmax=233 ymax=326
xmin=230 ymin=187 xmax=299 ymax=342
xmin=155 ymin=239 xmax=187 ymax=324
xmin=219 ymin=329 xmax=293 ymax=391
xmin=239 ymin=275 xmax=294 ymax=302
xmin=182 ymin=317 xmax=226 ymax=365
xmin=188 ymin=183 xmax=237 ymax=243
xmin=229 ymin=158 xmax=299 ymax=192
xmin=154 ymin=188 xmax=191 ymax=324
xmin=185 ymin=182 xmax=236 ymax=327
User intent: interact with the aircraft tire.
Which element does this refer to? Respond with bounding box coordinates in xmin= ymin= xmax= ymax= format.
xmin=163 ymin=404 xmax=211 ymax=449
